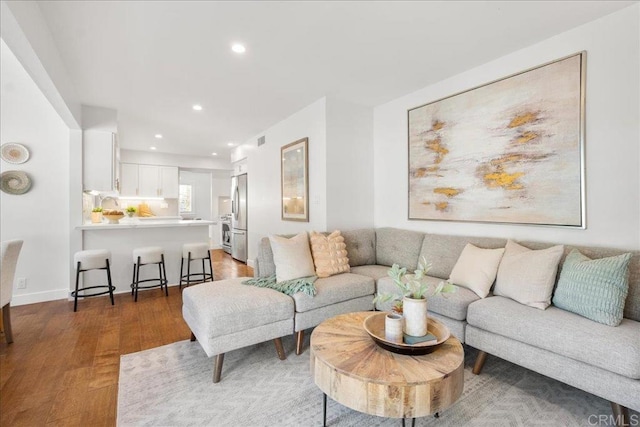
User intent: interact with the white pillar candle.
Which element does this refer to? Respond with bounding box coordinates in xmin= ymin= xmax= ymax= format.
xmin=385 ymin=313 xmax=404 ymax=343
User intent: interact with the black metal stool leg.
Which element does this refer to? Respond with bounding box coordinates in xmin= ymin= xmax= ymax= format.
xmin=131 ymin=264 xmax=136 ymax=296
xmin=134 ymin=256 xmax=141 ymax=302
xmin=157 ymin=261 xmax=163 ymax=294
xmin=106 ymin=259 xmax=114 ymax=306
xmin=186 ymin=252 xmax=192 ymax=286
xmin=179 ymin=257 xmax=184 ymax=289
xmin=74 ymin=261 xmax=81 ymax=312
xmin=412 ymin=418 xmax=416 ymax=426
xmin=201 ymin=258 xmax=205 ymax=282
xmin=132 ymin=261 xmax=138 ymax=299
xmin=161 ymin=254 xmax=168 ymax=296
xmin=402 ymin=418 xmax=405 ymax=427
xmin=208 ymin=253 xmax=214 ymax=281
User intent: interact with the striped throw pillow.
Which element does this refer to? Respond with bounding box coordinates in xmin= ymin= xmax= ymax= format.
xmin=552 ymin=249 xmax=632 ymax=326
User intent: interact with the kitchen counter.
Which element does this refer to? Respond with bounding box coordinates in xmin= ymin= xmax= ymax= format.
xmin=79 ymin=221 xmax=214 ymax=294
xmin=76 ymin=219 xmax=215 ymax=230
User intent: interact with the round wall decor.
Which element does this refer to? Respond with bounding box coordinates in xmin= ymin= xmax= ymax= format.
xmin=1 ymin=170 xmax=32 ymax=195
xmin=1 ymin=143 xmax=30 ymax=164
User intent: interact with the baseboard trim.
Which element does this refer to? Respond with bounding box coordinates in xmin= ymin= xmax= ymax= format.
xmin=13 ymin=283 xmax=190 ymax=306
xmin=247 ymin=259 xmax=255 ymax=268
xmin=12 ymin=289 xmax=69 ymax=306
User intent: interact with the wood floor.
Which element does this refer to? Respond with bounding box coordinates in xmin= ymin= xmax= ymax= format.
xmin=0 ymin=250 xmax=252 ymax=427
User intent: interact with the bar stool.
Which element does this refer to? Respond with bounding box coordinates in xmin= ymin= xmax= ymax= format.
xmin=72 ymin=249 xmax=115 ymax=312
xmin=180 ymin=243 xmax=214 ymax=288
xmin=131 ymin=246 xmax=168 ymax=302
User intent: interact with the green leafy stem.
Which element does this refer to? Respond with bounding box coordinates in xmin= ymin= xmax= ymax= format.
xmin=373 ymin=256 xmax=457 ymax=310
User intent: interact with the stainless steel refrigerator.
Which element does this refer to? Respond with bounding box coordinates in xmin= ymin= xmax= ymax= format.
xmin=231 ymin=173 xmax=247 ymax=263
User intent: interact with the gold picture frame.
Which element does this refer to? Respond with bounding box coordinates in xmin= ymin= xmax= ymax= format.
xmin=281 ymin=137 xmax=309 ymax=221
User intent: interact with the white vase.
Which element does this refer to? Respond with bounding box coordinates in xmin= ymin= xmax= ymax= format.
xmin=403 ymin=296 xmax=428 ymax=337
xmin=384 ymin=313 xmax=404 ymax=343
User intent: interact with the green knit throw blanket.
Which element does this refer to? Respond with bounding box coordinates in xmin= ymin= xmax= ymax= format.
xmin=242 ymin=275 xmax=317 ymax=297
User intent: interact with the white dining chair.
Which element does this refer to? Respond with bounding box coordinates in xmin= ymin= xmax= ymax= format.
xmin=1 ymin=239 xmax=24 ymax=344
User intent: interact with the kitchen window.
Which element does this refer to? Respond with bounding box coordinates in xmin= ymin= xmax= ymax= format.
xmin=179 ymin=184 xmax=193 ymax=213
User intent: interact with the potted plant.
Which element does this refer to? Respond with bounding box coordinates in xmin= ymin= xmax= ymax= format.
xmin=125 ymin=206 xmax=136 ymax=217
xmin=374 ymin=257 xmax=456 ymax=336
xmin=91 ymin=207 xmax=103 ymax=224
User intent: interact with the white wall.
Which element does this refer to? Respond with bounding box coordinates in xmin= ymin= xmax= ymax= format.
xmin=1 ymin=40 xmax=71 ymax=305
xmin=326 ymin=97 xmax=374 ymax=230
xmin=0 ymin=2 xmax=81 ymax=129
xmin=373 ymin=5 xmax=640 ymax=250
xmin=245 ymin=98 xmax=328 ymax=262
xmin=242 ymin=96 xmax=376 ymax=263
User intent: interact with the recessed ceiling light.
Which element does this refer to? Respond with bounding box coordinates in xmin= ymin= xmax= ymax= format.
xmin=150 ymin=146 xmax=157 ymax=150
xmin=192 ymin=104 xmax=203 ymax=111
xmin=231 ymin=43 xmax=246 ymax=54
xmin=211 ymin=152 xmax=218 ymax=156
xmin=155 ymin=134 xmax=163 ymax=139
xmin=227 ymin=142 xmax=235 ymax=147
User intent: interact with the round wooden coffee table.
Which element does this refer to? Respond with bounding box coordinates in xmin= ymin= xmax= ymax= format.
xmin=310 ymin=312 xmax=464 ymax=425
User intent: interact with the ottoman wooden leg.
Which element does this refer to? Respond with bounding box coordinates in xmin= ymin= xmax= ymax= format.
xmin=190 ymin=332 xmax=196 ymax=342
xmin=473 ymin=350 xmax=488 ymax=375
xmin=611 ymin=402 xmax=630 ymax=427
xmin=295 ymin=330 xmax=304 ymax=355
xmin=213 ymin=353 xmax=225 ymax=383
xmin=274 ymin=337 xmax=286 ymax=360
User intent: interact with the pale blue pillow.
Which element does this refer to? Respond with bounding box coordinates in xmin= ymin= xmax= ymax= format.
xmin=552 ymin=249 xmax=632 ymax=326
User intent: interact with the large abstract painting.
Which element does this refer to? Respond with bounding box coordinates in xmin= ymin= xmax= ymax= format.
xmin=408 ymin=52 xmax=585 ymax=227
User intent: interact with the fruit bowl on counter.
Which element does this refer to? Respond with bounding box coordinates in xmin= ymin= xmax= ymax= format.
xmin=102 ymin=210 xmax=125 ymax=224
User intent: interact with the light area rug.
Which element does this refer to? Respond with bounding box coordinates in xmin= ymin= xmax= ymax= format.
xmin=118 ymin=335 xmax=628 ymax=426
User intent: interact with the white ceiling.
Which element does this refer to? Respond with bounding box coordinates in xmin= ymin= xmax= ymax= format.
xmin=37 ymin=1 xmax=634 ymax=158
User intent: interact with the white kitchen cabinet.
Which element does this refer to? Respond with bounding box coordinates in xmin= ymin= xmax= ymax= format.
xmin=233 ymin=160 xmax=247 ymax=176
xmin=121 ymin=164 xmax=179 ymax=198
xmin=83 ymin=130 xmax=119 ymax=191
xmin=138 ymin=165 xmax=160 ymax=196
xmin=160 ymin=166 xmax=179 ymax=198
xmin=120 ymin=163 xmax=139 ymax=196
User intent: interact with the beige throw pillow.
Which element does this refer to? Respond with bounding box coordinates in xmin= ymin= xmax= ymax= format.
xmin=494 ymin=240 xmax=564 ymax=310
xmin=268 ymin=232 xmax=316 ymax=283
xmin=449 ymin=243 xmax=505 ymax=298
xmin=309 ymin=231 xmax=350 ymax=278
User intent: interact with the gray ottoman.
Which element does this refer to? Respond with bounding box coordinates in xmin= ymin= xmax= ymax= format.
xmin=182 ymin=278 xmax=294 ymax=382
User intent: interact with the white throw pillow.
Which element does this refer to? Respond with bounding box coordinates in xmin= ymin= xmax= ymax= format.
xmin=448 ymin=243 xmax=505 ymax=298
xmin=269 ymin=232 xmax=316 ymax=283
xmin=494 ymin=240 xmax=564 ymax=310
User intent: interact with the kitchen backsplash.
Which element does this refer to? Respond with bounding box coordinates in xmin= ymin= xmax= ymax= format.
xmin=82 ymin=193 xmax=179 ymax=223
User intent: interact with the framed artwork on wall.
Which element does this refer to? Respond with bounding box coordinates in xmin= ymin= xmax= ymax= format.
xmin=281 ymin=137 xmax=309 ymax=222
xmin=408 ymin=52 xmax=586 ymax=228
